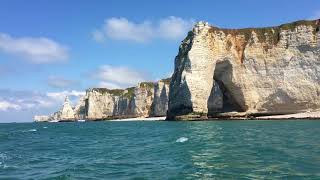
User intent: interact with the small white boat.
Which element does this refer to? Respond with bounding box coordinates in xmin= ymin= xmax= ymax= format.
xmin=77 ymin=119 xmax=86 ymax=122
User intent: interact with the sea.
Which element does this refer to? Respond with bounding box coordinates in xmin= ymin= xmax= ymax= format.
xmin=0 ymin=120 xmax=320 ymax=179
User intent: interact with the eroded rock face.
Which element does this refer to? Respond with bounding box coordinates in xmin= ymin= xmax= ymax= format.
xmin=168 ymin=20 xmax=320 ymax=119
xmin=44 ymin=96 xmax=76 ymax=121
xmin=85 ymin=89 xmax=117 ymax=120
xmin=151 ymin=79 xmax=170 ymax=116
xmin=74 ymin=96 xmax=86 ymax=119
xmin=84 ymin=80 xmax=169 ymax=120
xmin=60 ymin=96 xmax=76 ymax=120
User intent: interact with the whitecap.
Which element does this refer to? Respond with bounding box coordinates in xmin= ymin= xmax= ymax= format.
xmin=43 ymin=127 xmax=48 ymax=129
xmin=176 ymin=137 xmax=188 ymax=143
xmin=27 ymin=129 xmax=37 ymax=132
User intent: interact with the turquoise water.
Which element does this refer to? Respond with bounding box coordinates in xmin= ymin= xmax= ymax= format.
xmin=1 ymin=120 xmax=320 ymax=179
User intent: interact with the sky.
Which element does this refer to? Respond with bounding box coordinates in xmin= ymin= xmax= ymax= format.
xmin=0 ymin=0 xmax=319 ymax=122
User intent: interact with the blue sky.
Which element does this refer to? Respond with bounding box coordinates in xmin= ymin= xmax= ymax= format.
xmin=0 ymin=0 xmax=319 ymax=122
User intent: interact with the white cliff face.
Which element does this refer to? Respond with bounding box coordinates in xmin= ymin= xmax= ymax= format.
xmin=133 ymin=83 xmax=154 ymax=117
xmin=34 ymin=115 xmax=50 ymax=122
xmin=85 ymin=89 xmax=116 ymax=119
xmin=84 ymin=82 xmax=160 ymax=120
xmin=151 ymin=79 xmax=170 ymax=116
xmin=60 ymin=96 xmax=75 ymax=120
xmin=168 ymin=20 xmax=320 ymax=119
xmin=73 ymin=96 xmax=86 ymax=119
xmin=44 ymin=96 xmax=75 ymax=121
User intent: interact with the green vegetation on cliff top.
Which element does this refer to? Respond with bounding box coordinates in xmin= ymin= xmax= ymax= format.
xmin=91 ymin=87 xmax=135 ymax=99
xmin=160 ymin=78 xmax=171 ymax=84
xmin=91 ymin=88 xmax=124 ymax=96
xmin=209 ymin=19 xmax=320 ymax=45
xmin=139 ymin=82 xmax=155 ymax=89
xmin=123 ymin=87 xmax=135 ymax=99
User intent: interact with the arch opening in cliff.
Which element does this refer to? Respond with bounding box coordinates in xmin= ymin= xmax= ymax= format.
xmin=208 ymin=60 xmax=245 ymax=116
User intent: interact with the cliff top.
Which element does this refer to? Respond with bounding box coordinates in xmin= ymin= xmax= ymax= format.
xmin=207 ymin=19 xmax=319 ymax=31
xmin=90 ymin=87 xmax=135 ymax=99
xmin=91 ymin=88 xmax=125 ymax=96
xmin=196 ymin=19 xmax=320 ymax=45
xmin=139 ymin=82 xmax=155 ymax=89
xmin=160 ymin=78 xmax=171 ymax=84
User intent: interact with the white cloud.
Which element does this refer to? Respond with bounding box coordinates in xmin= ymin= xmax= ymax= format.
xmin=0 ymin=33 xmax=68 ymax=63
xmin=46 ymin=90 xmax=85 ymax=102
xmin=158 ymin=16 xmax=195 ymax=39
xmin=93 ymin=16 xmax=194 ymax=43
xmin=92 ymin=65 xmax=150 ymax=89
xmin=0 ymin=100 xmax=21 ymax=111
xmin=98 ymin=81 xmax=122 ymax=89
xmin=48 ymin=76 xmax=79 ymax=88
xmin=104 ymin=17 xmax=154 ymax=42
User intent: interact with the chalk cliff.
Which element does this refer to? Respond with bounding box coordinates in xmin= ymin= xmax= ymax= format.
xmin=36 ymin=96 xmax=77 ymax=122
xmin=151 ymin=78 xmax=170 ymax=117
xmin=85 ymin=80 xmax=170 ymax=120
xmin=59 ymin=96 xmax=76 ymax=120
xmin=168 ymin=19 xmax=320 ymax=120
xmin=35 ymin=79 xmax=170 ymax=122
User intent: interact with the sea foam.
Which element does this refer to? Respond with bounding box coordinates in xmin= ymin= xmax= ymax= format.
xmin=27 ymin=129 xmax=37 ymax=132
xmin=176 ymin=137 xmax=188 ymax=143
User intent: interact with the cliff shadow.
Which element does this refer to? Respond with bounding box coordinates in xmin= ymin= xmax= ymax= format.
xmin=167 ymin=53 xmax=193 ymax=119
xmin=150 ymin=84 xmax=168 ymax=117
xmin=167 ymin=81 xmax=193 ymax=120
xmin=207 ymin=60 xmax=246 ymax=116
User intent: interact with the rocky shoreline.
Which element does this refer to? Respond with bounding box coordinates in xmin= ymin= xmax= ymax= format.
xmin=35 ymin=19 xmax=320 ymax=122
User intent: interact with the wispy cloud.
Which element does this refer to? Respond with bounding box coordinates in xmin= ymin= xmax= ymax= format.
xmin=92 ymin=16 xmax=194 ymax=43
xmin=103 ymin=18 xmax=153 ymax=42
xmin=98 ymin=81 xmax=122 ymax=89
xmin=309 ymin=10 xmax=320 ymax=20
xmin=158 ymin=16 xmax=195 ymax=40
xmin=0 ymin=100 xmax=21 ymax=111
xmin=46 ymin=90 xmax=85 ymax=102
xmin=47 ymin=76 xmax=79 ymax=88
xmin=92 ymin=30 xmax=106 ymax=43
xmin=0 ymin=33 xmax=68 ymax=63
xmin=91 ymin=65 xmax=152 ymax=89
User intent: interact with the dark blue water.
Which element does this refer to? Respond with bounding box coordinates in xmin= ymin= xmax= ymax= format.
xmin=1 ymin=120 xmax=320 ymax=179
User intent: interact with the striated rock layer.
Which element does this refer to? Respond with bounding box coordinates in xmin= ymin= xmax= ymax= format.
xmin=167 ymin=19 xmax=320 ymax=120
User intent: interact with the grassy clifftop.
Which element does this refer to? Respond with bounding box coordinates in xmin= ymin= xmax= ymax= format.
xmin=209 ymin=19 xmax=320 ymax=45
